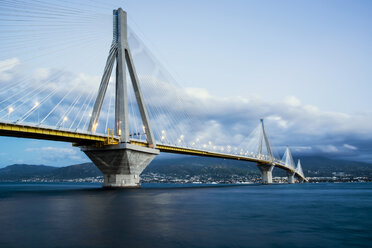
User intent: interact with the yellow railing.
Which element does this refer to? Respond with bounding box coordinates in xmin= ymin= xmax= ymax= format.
xmin=105 ymin=128 xmax=119 ymax=145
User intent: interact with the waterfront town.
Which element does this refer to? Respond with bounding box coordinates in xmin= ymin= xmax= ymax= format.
xmin=18 ymin=172 xmax=372 ymax=184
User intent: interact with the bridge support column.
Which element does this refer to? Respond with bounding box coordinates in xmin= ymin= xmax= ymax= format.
xmin=81 ymin=143 xmax=159 ymax=188
xmin=257 ymin=163 xmax=274 ymax=184
xmin=287 ymin=172 xmax=295 ymax=184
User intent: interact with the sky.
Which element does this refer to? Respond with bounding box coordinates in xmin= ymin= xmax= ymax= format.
xmin=0 ymin=0 xmax=371 ymax=167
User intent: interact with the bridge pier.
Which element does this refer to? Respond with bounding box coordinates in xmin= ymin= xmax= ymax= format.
xmin=287 ymin=171 xmax=295 ymax=184
xmin=257 ymin=163 xmax=274 ymax=184
xmin=81 ymin=143 xmax=159 ymax=188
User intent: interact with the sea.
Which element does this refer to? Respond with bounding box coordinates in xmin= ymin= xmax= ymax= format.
xmin=0 ymin=182 xmax=371 ymax=248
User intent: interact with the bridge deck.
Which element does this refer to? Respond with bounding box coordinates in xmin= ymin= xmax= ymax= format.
xmin=0 ymin=122 xmax=118 ymax=145
xmin=0 ymin=121 xmax=306 ymax=180
xmin=129 ymin=140 xmax=306 ymax=179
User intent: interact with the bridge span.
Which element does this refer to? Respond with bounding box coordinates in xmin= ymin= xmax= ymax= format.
xmin=0 ymin=120 xmax=307 ymax=184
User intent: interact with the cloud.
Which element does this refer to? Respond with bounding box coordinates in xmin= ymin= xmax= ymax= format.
xmin=343 ymin=144 xmax=357 ymax=150
xmin=0 ymin=57 xmax=20 ymax=81
xmin=267 ymin=115 xmax=289 ymax=129
xmin=32 ymin=68 xmax=51 ymax=81
xmin=284 ymin=96 xmax=301 ymax=107
xmin=185 ymin=87 xmax=211 ymax=100
xmin=25 ymin=146 xmax=77 ymax=154
xmin=289 ymin=146 xmax=312 ymax=152
xmin=318 ymin=145 xmax=339 ymax=153
xmin=25 ymin=146 xmax=86 ymax=162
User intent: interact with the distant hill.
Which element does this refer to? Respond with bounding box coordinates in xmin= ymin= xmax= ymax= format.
xmin=145 ymin=156 xmax=260 ymax=179
xmin=0 ymin=155 xmax=371 ymax=181
xmin=44 ymin=163 xmax=102 ymax=180
xmin=0 ymin=164 xmax=56 ymax=181
xmin=0 ymin=163 xmax=102 ymax=181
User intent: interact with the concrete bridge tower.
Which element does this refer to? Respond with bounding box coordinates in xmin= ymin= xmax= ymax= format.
xmin=283 ymin=146 xmax=296 ymax=184
xmin=81 ymin=8 xmax=159 ymax=188
xmin=256 ymin=119 xmax=275 ymax=184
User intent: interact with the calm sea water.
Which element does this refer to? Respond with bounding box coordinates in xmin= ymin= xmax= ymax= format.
xmin=0 ymin=182 xmax=371 ymax=248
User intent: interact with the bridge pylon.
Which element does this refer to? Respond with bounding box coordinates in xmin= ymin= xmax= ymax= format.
xmin=296 ymin=159 xmax=305 ymax=183
xmin=256 ymin=119 xmax=274 ymax=184
xmin=282 ymin=146 xmax=296 ymax=184
xmin=81 ymin=8 xmax=159 ymax=188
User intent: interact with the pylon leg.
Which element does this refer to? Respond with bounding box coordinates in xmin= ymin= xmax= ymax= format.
xmin=257 ymin=163 xmax=274 ymax=184
xmin=287 ymin=171 xmax=295 ymax=184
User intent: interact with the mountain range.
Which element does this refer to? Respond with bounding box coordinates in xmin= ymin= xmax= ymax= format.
xmin=0 ymin=155 xmax=371 ymax=181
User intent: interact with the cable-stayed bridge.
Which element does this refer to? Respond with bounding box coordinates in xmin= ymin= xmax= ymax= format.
xmin=0 ymin=3 xmax=307 ymax=187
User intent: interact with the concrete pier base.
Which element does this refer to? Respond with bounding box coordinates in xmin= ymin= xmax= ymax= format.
xmin=257 ymin=163 xmax=274 ymax=184
xmin=103 ymin=174 xmax=141 ymax=188
xmin=81 ymin=143 xmax=159 ymax=188
xmin=287 ymin=172 xmax=295 ymax=184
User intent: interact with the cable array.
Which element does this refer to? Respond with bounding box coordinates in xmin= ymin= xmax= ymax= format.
xmin=125 ymin=27 xmax=284 ymax=161
xmin=0 ymin=0 xmax=114 ymax=132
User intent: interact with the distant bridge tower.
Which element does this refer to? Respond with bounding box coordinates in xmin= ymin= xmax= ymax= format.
xmin=296 ymin=159 xmax=305 ymax=183
xmin=81 ymin=8 xmax=159 ymax=188
xmin=282 ymin=146 xmax=296 ymax=184
xmin=256 ymin=119 xmax=275 ymax=184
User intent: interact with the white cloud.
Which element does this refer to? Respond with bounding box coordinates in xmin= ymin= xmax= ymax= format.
xmin=319 ymin=145 xmax=339 ymax=153
xmin=343 ymin=144 xmax=357 ymax=150
xmin=25 ymin=146 xmax=77 ymax=154
xmin=0 ymin=57 xmax=20 ymax=81
xmin=284 ymin=96 xmax=301 ymax=107
xmin=267 ymin=115 xmax=289 ymax=129
xmin=291 ymin=146 xmax=312 ymax=152
xmin=33 ymin=68 xmax=51 ymax=81
xmin=185 ymin=87 xmax=211 ymax=99
xmin=25 ymin=146 xmax=85 ymax=162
